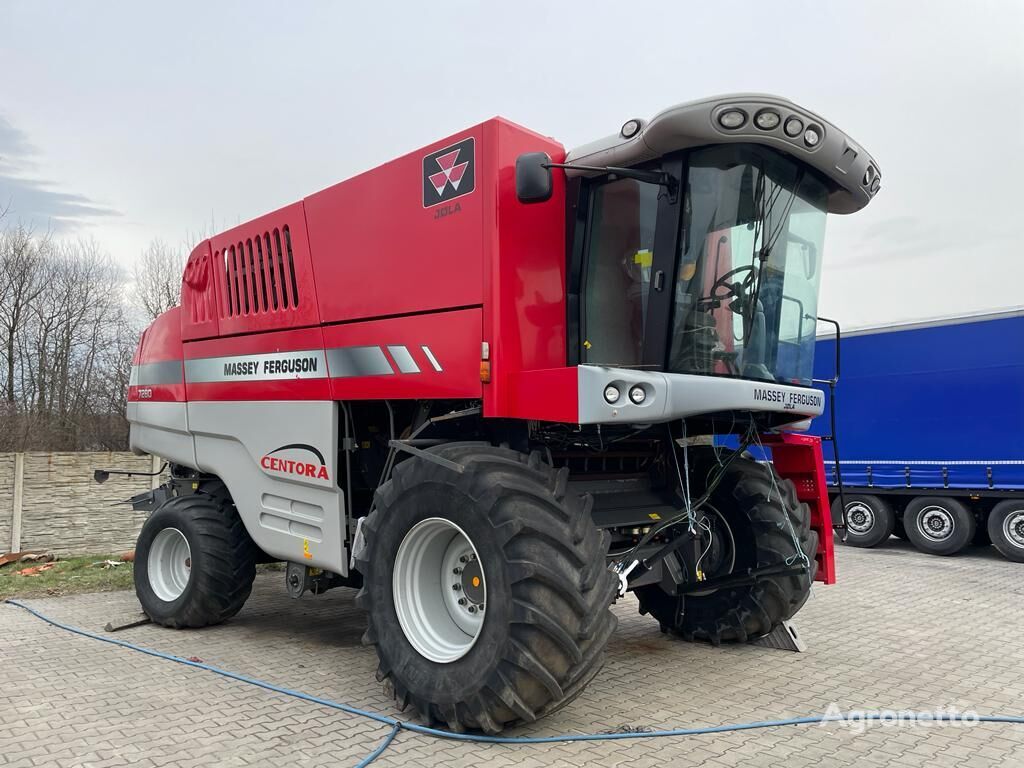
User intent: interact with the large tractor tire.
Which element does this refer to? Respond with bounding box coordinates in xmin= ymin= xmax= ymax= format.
xmin=636 ymin=457 xmax=818 ymax=645
xmin=134 ymin=488 xmax=257 ymax=628
xmin=356 ymin=443 xmax=618 ymax=733
xmin=903 ymin=496 xmax=975 ymax=556
xmin=987 ymin=500 xmax=1024 ymax=563
xmin=832 ymin=493 xmax=894 ymax=548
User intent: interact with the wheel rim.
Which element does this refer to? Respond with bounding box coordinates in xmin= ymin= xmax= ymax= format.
xmin=846 ymin=502 xmax=875 ymax=534
xmin=917 ymin=506 xmax=955 ymax=542
xmin=393 ymin=517 xmax=486 ymax=663
xmin=1004 ymin=510 xmax=1024 ymax=549
xmin=148 ymin=527 xmax=192 ymax=601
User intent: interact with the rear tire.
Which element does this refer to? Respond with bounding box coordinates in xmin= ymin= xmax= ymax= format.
xmin=134 ymin=490 xmax=257 ymax=628
xmin=636 ymin=457 xmax=818 ymax=645
xmin=903 ymin=496 xmax=975 ymax=556
xmin=356 ymin=443 xmax=618 ymax=733
xmin=987 ymin=500 xmax=1024 ymax=563
xmin=831 ymin=494 xmax=894 ymax=548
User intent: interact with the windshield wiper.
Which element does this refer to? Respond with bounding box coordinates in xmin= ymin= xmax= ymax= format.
xmin=544 ymin=162 xmax=679 ymax=201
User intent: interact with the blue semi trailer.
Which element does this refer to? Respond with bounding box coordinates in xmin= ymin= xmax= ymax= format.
xmin=812 ymin=309 xmax=1024 ymax=562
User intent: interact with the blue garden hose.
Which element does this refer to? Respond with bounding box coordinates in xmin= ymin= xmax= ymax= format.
xmin=6 ymin=598 xmax=1023 ymax=768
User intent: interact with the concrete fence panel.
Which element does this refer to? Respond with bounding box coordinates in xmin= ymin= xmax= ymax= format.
xmin=1 ymin=452 xmax=167 ymax=556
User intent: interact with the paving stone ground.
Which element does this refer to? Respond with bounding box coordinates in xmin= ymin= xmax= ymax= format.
xmin=2 ymin=539 xmax=1023 ymax=767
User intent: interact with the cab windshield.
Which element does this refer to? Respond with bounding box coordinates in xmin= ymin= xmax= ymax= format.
xmin=581 ymin=144 xmax=828 ymax=386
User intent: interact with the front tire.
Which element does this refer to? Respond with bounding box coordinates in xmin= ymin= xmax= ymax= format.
xmin=636 ymin=457 xmax=818 ymax=645
xmin=903 ymin=496 xmax=975 ymax=556
xmin=356 ymin=443 xmax=618 ymax=733
xmin=134 ymin=490 xmax=257 ymax=628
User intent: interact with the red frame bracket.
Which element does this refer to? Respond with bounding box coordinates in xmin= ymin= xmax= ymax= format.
xmin=761 ymin=433 xmax=836 ymax=585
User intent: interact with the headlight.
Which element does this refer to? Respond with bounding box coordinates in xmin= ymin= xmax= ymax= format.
xmin=718 ymin=109 xmax=746 ymax=130
xmin=754 ymin=110 xmax=780 ymax=130
xmin=604 ymin=385 xmax=620 ymax=404
xmin=620 ymin=119 xmax=642 ymax=138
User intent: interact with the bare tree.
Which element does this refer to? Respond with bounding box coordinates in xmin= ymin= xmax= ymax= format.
xmin=133 ymin=238 xmax=184 ymax=321
xmin=0 ymin=222 xmax=140 ymax=451
xmin=0 ymin=224 xmax=50 ymax=406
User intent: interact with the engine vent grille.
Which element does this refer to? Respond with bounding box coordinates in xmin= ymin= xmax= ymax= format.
xmin=219 ymin=226 xmax=300 ymax=317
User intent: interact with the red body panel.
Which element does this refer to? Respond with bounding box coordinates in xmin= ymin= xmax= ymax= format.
xmin=163 ymin=116 xmax=573 ymax=415
xmin=504 ymin=367 xmax=578 ymax=423
xmin=209 ymin=202 xmax=322 ymax=337
xmin=323 ymin=309 xmax=482 ymax=401
xmin=304 ymin=128 xmax=485 ymax=325
xmin=180 ymin=240 xmax=219 ymax=341
xmin=763 ymin=433 xmax=837 ymax=584
xmin=483 ymin=120 xmax=567 ymax=418
xmin=128 ymin=307 xmax=185 ymax=403
xmin=184 ymin=326 xmax=330 ymax=402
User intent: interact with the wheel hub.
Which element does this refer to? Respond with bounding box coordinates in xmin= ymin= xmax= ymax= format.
xmin=1004 ymin=510 xmax=1024 ymax=548
xmin=148 ymin=527 xmax=191 ymax=602
xmin=919 ymin=507 xmax=954 ymax=541
xmin=846 ymin=502 xmax=874 ymax=534
xmin=393 ymin=518 xmax=486 ymax=663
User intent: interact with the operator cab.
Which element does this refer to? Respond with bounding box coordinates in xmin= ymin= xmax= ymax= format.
xmin=518 ymin=93 xmax=881 ymax=432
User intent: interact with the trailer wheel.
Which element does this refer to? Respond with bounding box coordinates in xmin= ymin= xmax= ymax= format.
xmin=134 ymin=490 xmax=257 ymax=628
xmin=903 ymin=496 xmax=975 ymax=556
xmin=356 ymin=443 xmax=618 ymax=733
xmin=831 ymin=494 xmax=894 ymax=548
xmin=636 ymin=457 xmax=818 ymax=645
xmin=987 ymin=501 xmax=1024 ymax=563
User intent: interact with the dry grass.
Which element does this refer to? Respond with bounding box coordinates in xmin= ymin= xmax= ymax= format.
xmin=0 ymin=555 xmax=134 ymax=599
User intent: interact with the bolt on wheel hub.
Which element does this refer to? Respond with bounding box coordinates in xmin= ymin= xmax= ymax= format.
xmin=1005 ymin=511 xmax=1024 ymax=548
xmin=846 ymin=502 xmax=874 ymax=534
xmin=919 ymin=507 xmax=954 ymax=541
xmin=393 ymin=517 xmax=486 ymax=663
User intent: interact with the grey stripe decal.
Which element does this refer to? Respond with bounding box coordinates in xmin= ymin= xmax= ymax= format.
xmin=421 ymin=345 xmax=443 ymax=372
xmin=185 ymin=350 xmax=328 ymax=383
xmin=387 ymin=345 xmax=420 ymax=374
xmin=326 ymin=346 xmax=394 ymax=377
xmin=131 ymin=361 xmax=184 ymax=386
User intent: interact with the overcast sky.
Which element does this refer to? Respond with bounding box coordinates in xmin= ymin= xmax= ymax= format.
xmin=1 ymin=0 xmax=1021 ymax=329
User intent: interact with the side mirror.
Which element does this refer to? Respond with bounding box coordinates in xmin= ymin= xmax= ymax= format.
xmin=516 ymin=152 xmax=553 ymax=203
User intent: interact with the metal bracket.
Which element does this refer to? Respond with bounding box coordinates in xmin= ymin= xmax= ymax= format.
xmin=94 ymin=463 xmax=168 ymax=484
xmin=613 ymin=559 xmax=639 ymax=597
xmin=751 ymin=620 xmax=806 ymax=653
xmin=387 ymin=440 xmax=465 ymax=474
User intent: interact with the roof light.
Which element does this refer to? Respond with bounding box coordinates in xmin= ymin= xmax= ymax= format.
xmin=604 ymin=385 xmax=621 ymax=404
xmin=718 ymin=109 xmax=746 ymax=130
xmin=620 ymin=119 xmax=642 ymax=139
xmin=754 ymin=110 xmax=781 ymax=130
xmin=784 ymin=117 xmax=803 ymax=137
xmin=803 ymin=126 xmax=821 ymax=147
xmin=628 ymin=385 xmax=646 ymax=404
xmin=863 ymin=166 xmax=876 ymax=186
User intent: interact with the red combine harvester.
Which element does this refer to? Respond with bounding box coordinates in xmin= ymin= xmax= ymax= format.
xmin=126 ymin=94 xmax=880 ymax=732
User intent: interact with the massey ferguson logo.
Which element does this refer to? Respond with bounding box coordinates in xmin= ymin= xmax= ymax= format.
xmin=423 ymin=137 xmax=475 ymax=207
xmin=260 ymin=443 xmax=329 ymax=481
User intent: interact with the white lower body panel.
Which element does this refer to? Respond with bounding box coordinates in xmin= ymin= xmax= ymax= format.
xmin=129 ymin=400 xmax=347 ymax=574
